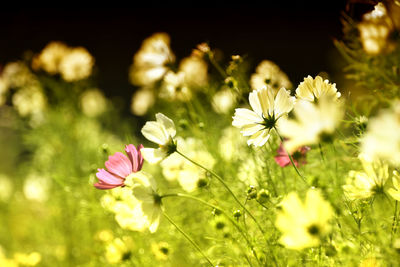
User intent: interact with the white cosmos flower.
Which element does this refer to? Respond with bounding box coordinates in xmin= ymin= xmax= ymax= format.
xmin=129 ymin=33 xmax=175 ymax=86
xmin=343 ymin=154 xmax=389 ymax=201
xmin=361 ymin=101 xmax=400 ymax=166
xmin=296 ymin=75 xmax=341 ymax=102
xmin=232 ymin=86 xmax=295 ymax=147
xmin=141 ymin=113 xmax=176 ymax=164
xmin=279 ymin=97 xmax=343 ymax=153
xmin=127 ymin=172 xmax=162 ymax=233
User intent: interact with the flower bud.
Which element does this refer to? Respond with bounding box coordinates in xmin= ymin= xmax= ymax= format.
xmin=247 ymin=185 xmax=257 ymax=200
xmin=233 ymin=210 xmax=242 ymax=218
xmin=256 ymin=189 xmax=270 ymax=203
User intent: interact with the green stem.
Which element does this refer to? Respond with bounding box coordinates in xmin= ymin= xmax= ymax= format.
xmin=176 ymin=150 xmax=266 ymax=236
xmin=208 ymin=53 xmax=228 ymax=78
xmin=274 ymin=129 xmax=309 ymax=186
xmin=392 ymin=201 xmax=398 ymax=240
xmin=318 ymin=143 xmax=325 ymax=162
xmin=162 ymin=193 xmax=261 ymax=266
xmin=162 ymin=210 xmax=215 ymax=266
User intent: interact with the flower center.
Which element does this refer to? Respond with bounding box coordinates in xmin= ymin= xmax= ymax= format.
xmin=262 ymin=113 xmax=277 ymax=129
xmin=159 ymin=138 xmax=177 ymax=155
xmin=307 ymin=224 xmax=320 ymax=236
xmin=318 ymin=131 xmax=334 ymax=143
xmin=292 ymin=151 xmax=302 ymax=161
xmin=153 ymin=193 xmax=162 ymax=206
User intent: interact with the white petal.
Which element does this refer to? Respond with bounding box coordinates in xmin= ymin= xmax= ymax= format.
xmin=274 ymin=87 xmax=295 ymax=118
xmin=257 ymin=86 xmax=275 ymax=117
xmin=156 ymin=113 xmax=176 ymax=138
xmin=232 ymin=108 xmax=263 ymax=128
xmin=141 ymin=121 xmax=169 ymax=145
xmin=149 ymin=206 xmax=161 ymax=233
xmin=249 ymin=90 xmax=263 ymax=116
xmin=247 ymin=129 xmax=270 ymax=147
xmin=141 ymin=148 xmax=166 ymax=164
xmin=240 ymin=124 xmax=265 ymax=136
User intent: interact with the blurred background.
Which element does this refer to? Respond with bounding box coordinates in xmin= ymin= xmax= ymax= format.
xmin=4 ymin=5 xmax=380 ymax=266
xmin=0 ymin=5 xmax=347 ymax=113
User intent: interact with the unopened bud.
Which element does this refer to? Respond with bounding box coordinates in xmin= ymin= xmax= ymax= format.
xmin=247 ymin=185 xmax=257 ymax=200
xmin=233 ymin=210 xmax=242 ymax=218
xmin=257 ymin=189 xmax=270 ymax=203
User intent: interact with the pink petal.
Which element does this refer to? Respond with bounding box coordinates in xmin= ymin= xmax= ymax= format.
xmin=300 ymin=146 xmax=311 ymax=154
xmin=94 ymin=182 xmax=120 ymax=190
xmin=96 ymin=168 xmax=124 ymax=185
xmin=276 ymin=145 xmax=287 ymax=156
xmin=125 ymin=144 xmax=144 ymax=172
xmin=274 ymin=155 xmax=292 ymax=167
xmin=105 ymin=152 xmax=132 ymax=178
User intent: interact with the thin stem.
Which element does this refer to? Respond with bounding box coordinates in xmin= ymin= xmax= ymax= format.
xmin=176 ymin=150 xmax=266 ymax=236
xmin=162 ymin=210 xmax=215 ymax=267
xmin=274 ymin=129 xmax=309 ymax=186
xmin=392 ymin=201 xmax=398 ymax=240
xmin=318 ymin=143 xmax=325 ymax=162
xmin=208 ymin=54 xmax=227 ymax=78
xmin=162 ymin=193 xmax=261 ymax=266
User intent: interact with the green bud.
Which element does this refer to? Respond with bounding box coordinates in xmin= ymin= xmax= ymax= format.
xmin=101 ymin=143 xmax=109 ymax=154
xmin=224 ymin=76 xmax=238 ymax=88
xmin=233 ymin=210 xmax=242 ymax=218
xmin=197 ymin=178 xmax=208 ymax=188
xmin=215 ymin=220 xmax=225 ymax=230
xmin=247 ymin=185 xmax=257 ymax=200
xmin=256 ymin=189 xmax=270 ymax=203
xmin=212 ymin=208 xmax=222 ymax=216
xmin=178 ymin=119 xmax=189 ymax=130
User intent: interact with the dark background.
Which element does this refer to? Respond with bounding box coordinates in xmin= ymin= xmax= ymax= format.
xmin=0 ymin=5 xmax=349 ymax=102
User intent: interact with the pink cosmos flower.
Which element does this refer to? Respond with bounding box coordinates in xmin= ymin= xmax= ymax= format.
xmin=274 ymin=142 xmax=310 ymax=168
xmin=94 ymin=144 xmax=144 ymax=189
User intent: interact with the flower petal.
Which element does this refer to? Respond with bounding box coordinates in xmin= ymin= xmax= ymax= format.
xmin=96 ymin=168 xmax=125 ymax=185
xmin=274 ymin=155 xmax=292 ymax=167
xmin=274 ymin=87 xmax=295 ymax=118
xmin=94 ymin=182 xmax=120 ymax=190
xmin=247 ymin=129 xmax=270 ymax=147
xmin=232 ymin=108 xmax=263 ymax=128
xmin=125 ymin=144 xmax=144 ymax=172
xmin=142 ymin=121 xmax=170 ymax=145
xmin=141 ymin=148 xmax=167 ymax=164
xmin=257 ymin=86 xmax=275 ymax=117
xmin=249 ymin=89 xmax=263 ymax=117
xmin=155 ymin=113 xmax=176 ymax=138
xmin=105 ymin=152 xmax=133 ymax=178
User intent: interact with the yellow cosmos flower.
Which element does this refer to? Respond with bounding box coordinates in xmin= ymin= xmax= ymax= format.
xmin=388 ymin=171 xmax=400 ymax=201
xmin=14 ymin=252 xmax=42 ymax=266
xmin=358 ymin=3 xmax=394 ymax=55
xmin=159 ymin=71 xmax=192 ymax=102
xmin=361 ymin=101 xmax=400 ymax=166
xmin=32 ymin=41 xmax=69 ymax=74
xmin=250 ymin=60 xmax=292 ymax=91
xmin=58 ymin=47 xmax=94 ymax=82
xmin=295 ymin=75 xmax=340 ymax=102
xmin=275 ymin=189 xmax=333 ymax=250
xmin=151 ymin=242 xmax=170 ymax=261
xmin=80 ymin=89 xmax=107 ymax=117
xmin=129 ymin=33 xmax=175 ymax=86
xmin=160 ymin=137 xmax=215 ymax=192
xmin=130 ymin=88 xmax=155 ymax=116
xmin=343 ymin=154 xmax=389 ymax=201
xmin=105 ymin=237 xmax=133 ymax=264
xmin=279 ymin=97 xmax=343 ymax=153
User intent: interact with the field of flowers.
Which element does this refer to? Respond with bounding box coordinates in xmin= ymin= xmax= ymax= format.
xmin=1 ymin=3 xmax=400 ymax=266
